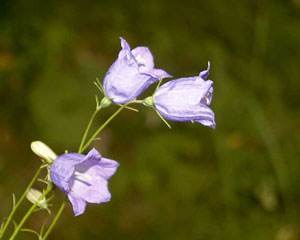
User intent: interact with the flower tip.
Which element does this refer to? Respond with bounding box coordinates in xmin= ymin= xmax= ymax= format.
xmin=148 ymin=69 xmax=173 ymax=80
xmin=163 ymin=72 xmax=173 ymax=79
xmin=103 ymin=195 xmax=111 ymax=203
xmin=86 ymin=148 xmax=102 ymax=160
xmin=119 ymin=37 xmax=130 ymax=50
xmin=199 ymin=61 xmax=211 ymax=80
xmin=74 ymin=211 xmax=82 ymax=217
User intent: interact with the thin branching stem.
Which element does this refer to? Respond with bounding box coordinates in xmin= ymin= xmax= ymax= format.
xmin=80 ymin=103 xmax=129 ymax=153
xmin=78 ymin=106 xmax=102 ymax=153
xmin=41 ymin=201 xmax=66 ymax=240
xmin=9 ymin=184 xmax=53 ymax=240
xmin=0 ymin=167 xmax=43 ymax=239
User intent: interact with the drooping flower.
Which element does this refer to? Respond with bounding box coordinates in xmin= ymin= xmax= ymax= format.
xmin=149 ymin=62 xmax=216 ymax=129
xmin=103 ymin=37 xmax=172 ymax=104
xmin=50 ymin=148 xmax=119 ymax=216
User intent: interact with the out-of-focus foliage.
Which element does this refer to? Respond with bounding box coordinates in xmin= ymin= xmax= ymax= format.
xmin=1 ymin=0 xmax=300 ymax=239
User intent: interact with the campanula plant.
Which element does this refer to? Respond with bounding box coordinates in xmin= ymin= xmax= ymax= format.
xmin=0 ymin=37 xmax=215 ymax=240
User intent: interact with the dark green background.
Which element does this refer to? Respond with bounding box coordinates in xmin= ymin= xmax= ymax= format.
xmin=1 ymin=0 xmax=300 ymax=239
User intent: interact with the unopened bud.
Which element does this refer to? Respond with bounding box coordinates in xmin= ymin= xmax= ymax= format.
xmin=31 ymin=141 xmax=57 ymax=164
xmin=26 ymin=188 xmax=48 ymax=209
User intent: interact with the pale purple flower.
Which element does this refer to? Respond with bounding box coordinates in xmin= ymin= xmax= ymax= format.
xmin=103 ymin=37 xmax=172 ymax=104
xmin=50 ymin=148 xmax=119 ymax=216
xmin=153 ymin=63 xmax=216 ymax=129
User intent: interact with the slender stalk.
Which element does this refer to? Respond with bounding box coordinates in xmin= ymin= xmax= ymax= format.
xmin=41 ymin=201 xmax=66 ymax=240
xmin=9 ymin=184 xmax=53 ymax=240
xmin=39 ymin=102 xmax=133 ymax=238
xmin=0 ymin=167 xmax=42 ymax=238
xmin=78 ymin=107 xmax=101 ymax=153
xmin=131 ymin=100 xmax=143 ymax=104
xmin=80 ymin=104 xmax=127 ymax=153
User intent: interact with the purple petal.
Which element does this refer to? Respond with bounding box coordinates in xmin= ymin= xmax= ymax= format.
xmin=75 ymin=157 xmax=119 ymax=181
xmin=196 ymin=119 xmax=216 ymax=129
xmin=70 ymin=173 xmax=111 ymax=204
xmin=141 ymin=68 xmax=172 ymax=79
xmin=154 ymin=75 xmax=215 ymax=128
xmin=156 ymin=99 xmax=215 ymax=128
xmin=200 ymin=86 xmax=213 ymax=106
xmin=194 ymin=105 xmax=216 ymax=129
xmin=50 ymin=148 xmax=119 ymax=216
xmin=99 ymin=157 xmax=119 ymax=167
xmin=103 ymin=37 xmax=171 ymax=104
xmin=120 ymin=37 xmax=131 ymax=50
xmin=104 ymin=63 xmax=156 ymax=104
xmin=50 ymin=153 xmax=85 ymax=192
xmin=68 ymin=194 xmax=87 ymax=216
xmin=155 ymin=77 xmax=213 ymax=106
xmin=98 ymin=158 xmax=119 ymax=179
xmin=84 ymin=148 xmax=101 ymax=161
xmin=131 ymin=46 xmax=154 ymax=71
xmin=199 ymin=61 xmax=210 ymax=80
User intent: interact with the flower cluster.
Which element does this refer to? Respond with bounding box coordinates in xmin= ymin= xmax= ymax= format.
xmin=1 ymin=37 xmax=217 ymax=240
xmin=103 ymin=37 xmax=215 ymax=128
xmin=49 ymin=37 xmax=215 ymax=215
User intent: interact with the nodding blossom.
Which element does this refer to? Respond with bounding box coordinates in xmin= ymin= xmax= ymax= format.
xmin=50 ymin=148 xmax=119 ymax=216
xmin=152 ymin=63 xmax=216 ymax=129
xmin=103 ymin=37 xmax=172 ymax=104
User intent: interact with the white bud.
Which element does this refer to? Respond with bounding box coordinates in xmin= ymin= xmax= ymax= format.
xmin=26 ymin=188 xmax=48 ymax=209
xmin=31 ymin=141 xmax=57 ymax=164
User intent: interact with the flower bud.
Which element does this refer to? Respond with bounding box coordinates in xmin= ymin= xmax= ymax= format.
xmin=31 ymin=141 xmax=57 ymax=164
xmin=26 ymin=188 xmax=48 ymax=209
xmin=143 ymin=96 xmax=154 ymax=107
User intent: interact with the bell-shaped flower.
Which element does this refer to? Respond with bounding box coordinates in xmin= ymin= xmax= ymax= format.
xmin=50 ymin=148 xmax=119 ymax=216
xmin=103 ymin=37 xmax=172 ymax=104
xmin=153 ymin=63 xmax=216 ymax=129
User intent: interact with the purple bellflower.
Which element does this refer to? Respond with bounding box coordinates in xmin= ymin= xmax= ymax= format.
xmin=50 ymin=148 xmax=119 ymax=216
xmin=103 ymin=37 xmax=172 ymax=104
xmin=152 ymin=62 xmax=216 ymax=129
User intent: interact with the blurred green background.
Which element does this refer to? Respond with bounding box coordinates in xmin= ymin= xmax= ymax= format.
xmin=1 ymin=0 xmax=300 ymax=239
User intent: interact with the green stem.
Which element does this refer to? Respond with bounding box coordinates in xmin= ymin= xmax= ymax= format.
xmin=131 ymin=100 xmax=143 ymax=104
xmin=78 ymin=107 xmax=102 ymax=153
xmin=79 ymin=104 xmax=127 ymax=153
xmin=36 ymin=103 xmax=129 ymax=240
xmin=9 ymin=184 xmax=53 ymax=240
xmin=38 ymin=103 xmax=129 ymax=238
xmin=0 ymin=167 xmax=42 ymax=239
xmin=41 ymin=201 xmax=66 ymax=240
